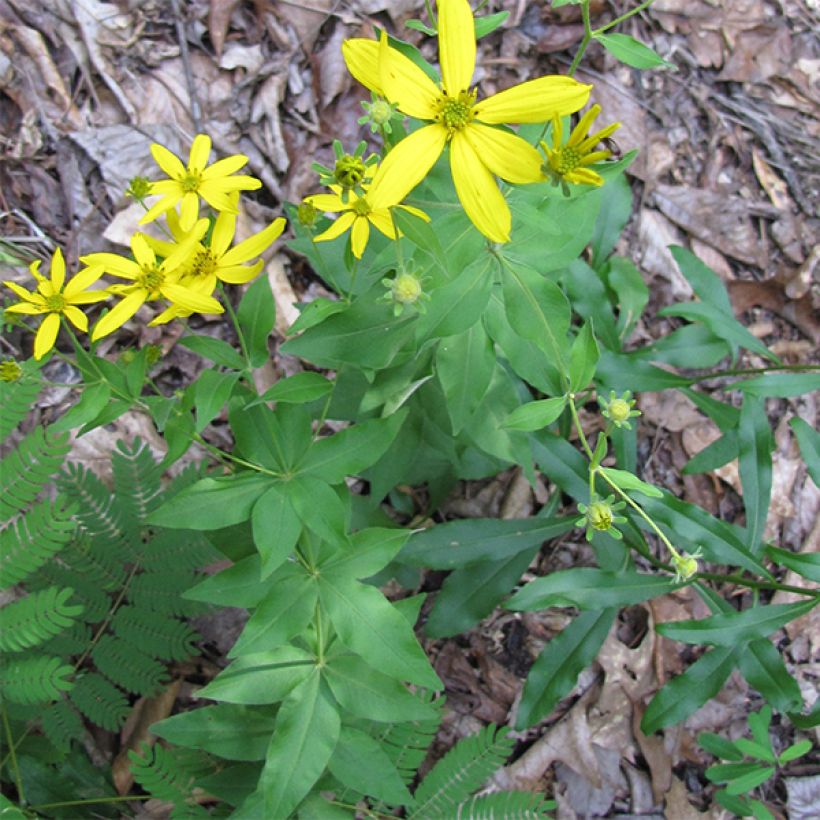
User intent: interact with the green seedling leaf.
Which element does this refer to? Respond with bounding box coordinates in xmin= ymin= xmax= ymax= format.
xmin=748 ymin=705 xmax=772 ymax=748
xmin=788 ymin=699 xmax=820 ymax=729
xmin=600 ymin=467 xmax=663 ymax=498
xmin=569 ymin=321 xmax=599 ymax=393
xmin=642 ymin=646 xmax=738 ymax=734
xmin=503 ymin=396 xmax=567 ymax=431
xmin=738 ymin=395 xmax=773 ymax=552
xmin=147 ymin=473 xmax=271 ymax=530
xmin=738 ymin=639 xmax=803 ymax=713
xmin=197 ymin=646 xmax=315 ymax=705
xmin=790 ymin=417 xmax=819 ymax=487
xmin=507 ymin=569 xmax=681 ymax=611
xmin=516 ymin=609 xmax=615 ymax=729
xmin=706 ymin=761 xmax=765 ymax=784
xmin=400 ymin=516 xmax=574 ymax=569
xmin=238 ymin=274 xmax=275 ymax=367
xmin=725 ymin=766 xmax=775 ymax=796
xmin=179 ymin=335 xmax=245 ymax=370
xmin=734 ymin=738 xmax=775 ymax=763
xmin=328 ymin=726 xmax=413 ymax=807
xmin=779 ymin=739 xmax=811 ymax=763
xmin=194 ymin=369 xmax=240 ymax=432
xmin=474 ymin=10 xmax=509 ymax=38
xmin=595 ymin=32 xmax=673 ymax=69
xmin=715 ymin=790 xmax=755 ymax=817
xmin=249 ymin=372 xmax=333 ymax=406
xmin=698 ymin=732 xmax=744 ymax=762
xmin=656 ymin=600 xmax=817 ymax=646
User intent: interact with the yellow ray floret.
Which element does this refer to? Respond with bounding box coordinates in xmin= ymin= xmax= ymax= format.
xmin=140 ymin=134 xmax=262 ymax=230
xmin=3 ymin=247 xmax=109 ymax=359
xmin=342 ymin=0 xmax=591 ymax=242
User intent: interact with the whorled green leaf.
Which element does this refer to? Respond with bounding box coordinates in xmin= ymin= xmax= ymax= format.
xmin=737 ymin=639 xmax=803 ymax=713
xmin=250 ymin=372 xmax=333 ymax=407
xmin=569 ymin=321 xmax=599 ymax=393
xmin=237 ymin=274 xmax=275 ymax=368
xmin=503 ymin=396 xmax=567 ymax=432
xmin=183 ymin=555 xmax=268 ymax=609
xmin=193 ymin=369 xmax=240 ymax=432
xmin=251 ymin=484 xmax=302 ymax=578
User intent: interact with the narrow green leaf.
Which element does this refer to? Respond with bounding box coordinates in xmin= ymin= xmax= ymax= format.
xmin=683 ymin=430 xmax=739 ymax=475
xmin=595 ymin=32 xmax=673 ymax=69
xmin=706 ymin=761 xmax=765 ymax=784
xmin=238 ymin=275 xmax=275 ymax=368
xmin=400 ymin=516 xmax=574 ymax=569
xmin=670 ymin=246 xmax=733 ymax=314
xmin=779 ymin=739 xmax=811 ymax=763
xmin=609 ymin=256 xmax=649 ymax=342
xmin=725 ymin=766 xmax=775 ymax=796
xmin=179 ymin=335 xmax=245 ymax=370
xmin=319 ymin=576 xmax=440 ymax=689
xmin=503 ymin=397 xmax=567 ymax=431
xmin=641 ymin=646 xmax=738 ymax=734
xmin=197 ymin=646 xmax=315 ymax=705
xmin=698 ymin=732 xmax=744 ymax=762
xmin=569 ymin=321 xmax=599 ymax=392
xmin=328 ymin=726 xmax=413 ymax=806
xmin=790 ymin=417 xmax=819 ymax=487
xmin=733 ymin=372 xmax=820 ymax=397
xmin=147 ymin=473 xmax=271 ymax=530
xmin=600 ymin=467 xmax=663 ymax=498
xmin=286 ymin=476 xmax=348 ymax=545
xmin=734 ymin=738 xmax=775 ymax=763
xmin=788 ymin=699 xmax=820 ymax=729
xmin=321 ymin=527 xmax=411 ymax=581
xmin=765 ymin=545 xmax=820 ymax=583
xmin=738 ymin=395 xmax=772 ymax=552
xmin=516 ymin=609 xmax=615 ymax=729
xmin=474 ymin=10 xmax=509 ymax=38
xmin=251 ymin=484 xmax=302 ymax=578
xmin=256 ymin=674 xmax=340 ymax=818
xmin=51 ymin=382 xmax=112 ymax=433
xmin=655 ymin=600 xmax=816 ymax=646
xmin=250 ymin=372 xmax=334 ymax=407
xmin=507 ymin=569 xmax=679 ymax=612
xmin=183 ymin=555 xmax=268 ymax=608
xmin=738 ymin=639 xmax=802 ymax=713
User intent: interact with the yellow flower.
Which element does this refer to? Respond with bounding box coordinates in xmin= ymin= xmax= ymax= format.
xmin=306 ymin=187 xmax=429 ymax=259
xmin=140 ymin=134 xmax=262 ymax=230
xmin=342 ymin=0 xmax=591 ymax=242
xmin=541 ymin=104 xmax=620 ymax=188
xmin=146 ymin=208 xmax=286 ymax=325
xmin=82 ymin=221 xmax=224 ymax=341
xmin=3 ymin=248 xmax=109 ymax=359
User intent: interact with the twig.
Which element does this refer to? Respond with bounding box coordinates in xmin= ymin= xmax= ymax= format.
xmin=169 ymin=0 xmax=202 ymax=132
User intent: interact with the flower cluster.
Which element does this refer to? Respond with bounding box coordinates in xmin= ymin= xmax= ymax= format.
xmin=2 ymin=136 xmax=284 ymax=359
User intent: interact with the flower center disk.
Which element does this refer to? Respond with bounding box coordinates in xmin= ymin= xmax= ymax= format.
xmin=437 ymin=90 xmax=476 ymax=133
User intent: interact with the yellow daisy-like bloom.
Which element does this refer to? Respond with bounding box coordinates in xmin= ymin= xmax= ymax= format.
xmin=140 ymin=134 xmax=262 ymax=230
xmin=541 ymin=104 xmax=621 ymax=187
xmin=146 ymin=207 xmax=286 ymax=325
xmin=82 ymin=221 xmax=224 ymax=341
xmin=306 ymin=187 xmax=429 ymax=259
xmin=342 ymin=0 xmax=591 ymax=242
xmin=3 ymin=248 xmax=109 ymax=359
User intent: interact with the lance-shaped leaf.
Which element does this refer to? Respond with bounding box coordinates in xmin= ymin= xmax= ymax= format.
xmin=738 ymin=395 xmax=772 ymax=553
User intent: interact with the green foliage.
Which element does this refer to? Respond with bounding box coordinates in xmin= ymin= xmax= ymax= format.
xmin=0 ymin=587 xmax=83 ymax=652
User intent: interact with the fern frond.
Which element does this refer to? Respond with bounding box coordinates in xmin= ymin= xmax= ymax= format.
xmin=0 ymin=368 xmax=42 ymax=441
xmin=69 ymin=672 xmax=130 ymax=731
xmin=409 ymin=725 xmax=515 ymax=819
xmin=0 ymin=587 xmax=84 ymax=652
xmin=0 ymin=427 xmax=71 ymax=519
xmin=61 ymin=534 xmax=129 ymax=592
xmin=0 ymin=655 xmax=73 ymax=704
xmin=128 ymin=571 xmax=207 ymax=617
xmin=39 ymin=621 xmax=93 ymax=657
xmin=138 ymin=529 xmax=221 ymax=573
xmin=41 ymin=699 xmax=84 ymax=753
xmin=112 ymin=438 xmax=162 ymax=525
xmin=29 ymin=561 xmax=111 ymax=624
xmin=0 ymin=499 xmax=76 ymax=587
xmin=129 ymin=742 xmax=211 ymax=818
xmin=456 ymin=790 xmax=553 ymax=818
xmin=92 ymin=634 xmax=169 ymax=696
xmin=58 ymin=462 xmax=135 ymax=557
xmin=111 ymin=606 xmax=198 ymax=661
xmin=378 ymin=694 xmax=445 ymax=786
xmin=164 ymin=461 xmax=207 ymax=496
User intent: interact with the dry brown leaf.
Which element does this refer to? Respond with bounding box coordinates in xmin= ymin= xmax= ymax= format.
xmin=752 ymin=146 xmax=793 ymax=211
xmin=266 ymin=252 xmax=300 ymax=336
xmin=640 ymin=392 xmax=703 ymax=434
xmin=717 ymin=24 xmax=792 ymax=83
xmin=315 ymin=23 xmax=349 ymax=109
xmin=637 ymin=208 xmax=690 ymax=298
xmin=208 ymin=0 xmax=242 ymax=59
xmin=664 ymin=776 xmax=717 ymax=818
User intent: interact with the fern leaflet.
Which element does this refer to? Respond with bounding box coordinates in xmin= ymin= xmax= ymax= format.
xmin=41 ymin=699 xmax=84 ymax=753
xmin=0 ymin=426 xmax=71 ymax=519
xmin=111 ymin=438 xmax=163 ymax=526
xmin=0 ymin=586 xmax=83 ymax=652
xmin=409 ymin=725 xmax=516 ymax=818
xmin=91 ymin=634 xmax=169 ymax=696
xmin=0 ymin=655 xmax=74 ymax=704
xmin=110 ymin=606 xmax=198 ymax=661
xmin=378 ymin=694 xmax=444 ymax=786
xmin=128 ymin=571 xmax=207 ymax=617
xmin=0 ymin=365 xmax=41 ymax=440
xmin=455 ymin=790 xmax=554 ymax=818
xmin=69 ymin=672 xmax=130 ymax=731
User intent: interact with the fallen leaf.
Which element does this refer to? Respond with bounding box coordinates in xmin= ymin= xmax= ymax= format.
xmin=208 ymin=0 xmax=242 ymax=59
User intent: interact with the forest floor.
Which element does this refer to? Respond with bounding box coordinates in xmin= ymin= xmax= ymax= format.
xmin=1 ymin=0 xmax=818 ymax=817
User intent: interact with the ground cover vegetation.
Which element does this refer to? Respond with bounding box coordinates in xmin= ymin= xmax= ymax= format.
xmin=1 ymin=0 xmax=818 ymax=817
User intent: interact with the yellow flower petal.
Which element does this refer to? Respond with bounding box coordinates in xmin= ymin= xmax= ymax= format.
xmin=350 ymin=216 xmax=370 ymax=259
xmin=131 ymin=234 xmax=156 ymax=270
xmin=138 ymin=194 xmax=179 ymax=225
xmin=211 ymin=211 xmax=236 ymax=257
xmin=201 ymin=154 xmax=248 ymax=180
xmin=3 ymin=281 xmax=38 ymax=302
xmin=566 ymin=168 xmax=604 ymax=186
xmin=217 ymin=260 xmax=264 ymax=285
xmin=150 ymin=143 xmax=186 ymax=179
xmin=198 ymin=186 xmax=244 ymax=215
xmin=63 ymin=305 xmax=88 ymax=332
xmin=80 ymin=253 xmax=140 ymax=280
xmin=220 ymin=218 xmax=286 ymax=267
xmin=475 ymin=76 xmax=591 ymax=124
xmin=92 ymin=290 xmax=146 ymax=341
xmin=179 ymin=192 xmax=200 ymax=231
xmin=368 ymin=124 xmax=447 ymax=210
xmin=189 ymin=134 xmax=212 ymax=173
xmin=578 ymin=122 xmax=620 ymax=154
xmin=34 ymin=313 xmax=60 ymax=360
xmin=342 ymin=38 xmax=382 ymax=94
xmin=395 ymin=204 xmax=431 ymax=222
xmin=450 ymin=132 xmax=510 ymax=243
xmin=161 ymin=283 xmax=224 ymax=314
xmin=64 ymin=265 xmax=103 ymax=299
xmin=65 ymin=290 xmax=111 ymax=305
xmin=463 ymin=123 xmax=543 ymax=184
xmin=5 ymin=302 xmax=45 ymax=315
xmin=438 ymin=0 xmax=476 ymax=96
xmin=305 ymin=193 xmax=347 ymax=212
xmin=314 ymin=211 xmax=356 ymax=243
xmin=568 ymin=105 xmax=602 ymax=147
xmin=368 ymin=210 xmax=397 ymax=239
xmin=379 ymin=32 xmax=440 ymax=121
xmin=49 ymin=247 xmax=66 ymax=291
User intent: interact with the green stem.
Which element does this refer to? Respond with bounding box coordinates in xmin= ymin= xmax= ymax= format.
xmin=191 ymin=432 xmax=283 ymax=478
xmin=31 ymin=795 xmax=151 ymax=811
xmin=218 ymin=283 xmax=252 ymax=371
xmin=567 ymin=394 xmax=595 ymax=461
xmin=694 ymin=364 xmax=820 ymax=383
xmin=595 ymin=0 xmax=656 ymax=34
xmin=1 ymin=704 xmax=24 ymax=805
xmin=567 ymin=1 xmax=593 ymax=76
xmin=695 ymin=572 xmax=820 ymax=599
